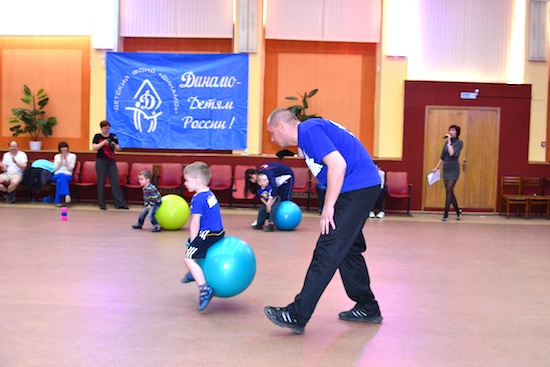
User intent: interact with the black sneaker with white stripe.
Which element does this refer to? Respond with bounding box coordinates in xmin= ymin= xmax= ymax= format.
xmin=264 ymin=306 xmax=305 ymax=334
xmin=338 ymin=307 xmax=383 ymax=323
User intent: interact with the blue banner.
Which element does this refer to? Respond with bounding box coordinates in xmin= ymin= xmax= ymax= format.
xmin=106 ymin=53 xmax=248 ymax=150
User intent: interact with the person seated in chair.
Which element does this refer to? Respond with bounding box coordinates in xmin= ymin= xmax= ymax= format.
xmin=0 ymin=141 xmax=28 ymax=203
xmin=52 ymin=141 xmax=77 ymax=207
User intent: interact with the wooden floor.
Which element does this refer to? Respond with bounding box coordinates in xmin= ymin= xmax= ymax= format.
xmin=1 ymin=202 xmax=549 ymax=367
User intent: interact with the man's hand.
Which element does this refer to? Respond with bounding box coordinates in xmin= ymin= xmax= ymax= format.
xmin=320 ymin=205 xmax=336 ymax=235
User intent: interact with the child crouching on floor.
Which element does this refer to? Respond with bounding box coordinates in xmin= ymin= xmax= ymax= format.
xmin=132 ymin=170 xmax=162 ymax=232
xmin=251 ymin=172 xmax=281 ymax=232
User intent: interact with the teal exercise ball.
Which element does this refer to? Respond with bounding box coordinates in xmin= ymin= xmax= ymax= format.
xmin=200 ymin=236 xmax=256 ymax=298
xmin=156 ymin=194 xmax=190 ymax=230
xmin=274 ymin=201 xmax=302 ymax=231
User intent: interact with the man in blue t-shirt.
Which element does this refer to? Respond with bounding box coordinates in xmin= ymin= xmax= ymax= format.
xmin=263 ymin=108 xmax=382 ymax=334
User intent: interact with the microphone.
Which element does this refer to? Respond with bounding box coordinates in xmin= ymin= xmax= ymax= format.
xmin=443 ymin=134 xmax=450 ymax=139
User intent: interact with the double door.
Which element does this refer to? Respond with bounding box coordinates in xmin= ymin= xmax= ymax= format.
xmin=422 ymin=107 xmax=500 ymax=211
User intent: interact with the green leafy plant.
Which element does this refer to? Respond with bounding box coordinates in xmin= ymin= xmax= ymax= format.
xmin=285 ymin=88 xmax=321 ymax=121
xmin=9 ymin=84 xmax=58 ymax=141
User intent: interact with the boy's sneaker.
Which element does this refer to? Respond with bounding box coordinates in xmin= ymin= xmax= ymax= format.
xmin=441 ymin=215 xmax=448 ymax=222
xmin=65 ymin=195 xmax=71 ymax=203
xmin=181 ymin=272 xmax=195 ymax=284
xmin=264 ymin=224 xmax=274 ymax=232
xmin=338 ymin=307 xmax=383 ymax=324
xmin=198 ymin=286 xmax=215 ymax=311
xmin=264 ymin=306 xmax=305 ymax=334
xmin=369 ymin=211 xmax=375 ymax=218
xmin=252 ymin=224 xmax=264 ymax=230
xmin=152 ymin=226 xmax=162 ymax=232
xmin=376 ymin=211 xmax=385 ymax=219
xmin=131 ymin=224 xmax=142 ymax=229
xmin=250 ymin=220 xmax=258 ymax=227
xmin=456 ymin=209 xmax=463 ymax=221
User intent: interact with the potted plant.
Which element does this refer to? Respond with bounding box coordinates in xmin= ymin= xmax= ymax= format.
xmin=8 ymin=84 xmax=58 ymax=150
xmin=285 ymin=88 xmax=321 ymax=121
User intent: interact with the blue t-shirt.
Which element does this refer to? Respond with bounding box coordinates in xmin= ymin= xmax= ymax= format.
xmin=258 ymin=162 xmax=294 ymax=197
xmin=257 ymin=185 xmax=273 ymax=201
xmin=190 ymin=190 xmax=224 ymax=233
xmin=298 ymin=118 xmax=380 ymax=193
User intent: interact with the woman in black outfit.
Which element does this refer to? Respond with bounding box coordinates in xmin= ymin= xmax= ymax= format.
xmin=92 ymin=120 xmax=128 ymax=210
xmin=432 ymin=124 xmax=463 ymax=221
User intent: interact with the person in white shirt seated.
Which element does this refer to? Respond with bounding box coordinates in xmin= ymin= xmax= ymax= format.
xmin=52 ymin=141 xmax=77 ymax=207
xmin=0 ymin=141 xmax=28 ymax=203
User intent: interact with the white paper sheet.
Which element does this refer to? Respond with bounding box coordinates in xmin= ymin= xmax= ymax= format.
xmin=427 ymin=169 xmax=440 ymax=186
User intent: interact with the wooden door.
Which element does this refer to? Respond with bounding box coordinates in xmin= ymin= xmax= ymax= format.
xmin=423 ymin=107 xmax=500 ymax=211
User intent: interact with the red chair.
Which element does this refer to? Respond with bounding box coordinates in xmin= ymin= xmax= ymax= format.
xmin=126 ymin=163 xmax=154 ymax=189
xmin=72 ymin=161 xmax=82 ymax=183
xmin=74 ymin=161 xmax=97 ymax=202
xmin=105 ymin=161 xmax=129 ymax=201
xmin=386 ymin=171 xmax=412 ymax=216
xmin=125 ymin=162 xmax=154 ymax=203
xmin=209 ymin=164 xmax=233 ymax=207
xmin=157 ymin=163 xmax=183 ymax=195
xmin=291 ymin=167 xmax=311 ymax=209
xmin=105 ymin=161 xmax=129 ymax=187
xmin=232 ymin=165 xmax=257 ymax=204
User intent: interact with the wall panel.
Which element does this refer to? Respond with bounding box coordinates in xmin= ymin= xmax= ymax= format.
xmin=263 ymin=40 xmax=376 ymax=155
xmin=266 ymin=0 xmax=380 ymax=43
xmin=0 ymin=36 xmax=90 ymax=151
xmin=120 ymin=0 xmax=233 ymax=38
xmin=123 ymin=38 xmax=232 ymax=53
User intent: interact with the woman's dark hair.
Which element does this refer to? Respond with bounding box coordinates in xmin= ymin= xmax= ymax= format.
xmin=58 ymin=141 xmax=69 ymax=152
xmin=100 ymin=120 xmax=111 ymax=128
xmin=449 ymin=124 xmax=461 ymax=137
xmin=244 ymin=168 xmax=260 ymax=195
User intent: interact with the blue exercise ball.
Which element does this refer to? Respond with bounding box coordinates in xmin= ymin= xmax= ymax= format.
xmin=199 ymin=236 xmax=256 ymax=298
xmin=274 ymin=201 xmax=302 ymax=231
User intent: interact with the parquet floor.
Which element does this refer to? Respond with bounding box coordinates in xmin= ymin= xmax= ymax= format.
xmin=1 ymin=203 xmax=549 ymax=367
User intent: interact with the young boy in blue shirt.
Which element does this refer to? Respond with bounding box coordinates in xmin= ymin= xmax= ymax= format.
xmin=182 ymin=161 xmax=225 ymax=311
xmin=253 ymin=172 xmax=281 ymax=232
xmin=132 ymin=170 xmax=162 ymax=232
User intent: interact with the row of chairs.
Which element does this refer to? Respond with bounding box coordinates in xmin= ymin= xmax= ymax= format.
xmin=291 ymin=168 xmax=413 ymax=215
xmin=68 ymin=162 xmax=413 ymax=213
xmin=500 ymin=176 xmax=550 ymax=219
xmin=72 ymin=161 xmax=258 ymax=206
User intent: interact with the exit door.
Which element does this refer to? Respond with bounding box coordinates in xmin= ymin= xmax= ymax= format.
xmin=422 ymin=107 xmax=500 ymax=211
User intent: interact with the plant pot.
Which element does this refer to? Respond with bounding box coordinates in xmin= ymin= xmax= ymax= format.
xmin=29 ymin=141 xmax=42 ymax=151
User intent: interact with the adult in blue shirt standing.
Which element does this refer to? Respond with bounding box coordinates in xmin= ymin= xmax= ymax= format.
xmin=263 ymin=108 xmax=383 ymax=334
